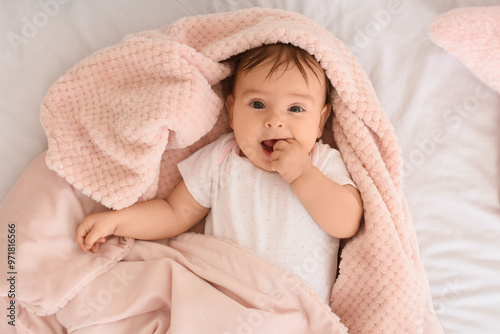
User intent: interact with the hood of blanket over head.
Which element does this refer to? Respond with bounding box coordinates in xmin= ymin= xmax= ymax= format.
xmin=40 ymin=7 xmax=402 ymax=211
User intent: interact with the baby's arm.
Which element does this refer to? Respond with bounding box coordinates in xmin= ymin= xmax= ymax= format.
xmin=291 ymin=168 xmax=362 ymax=238
xmin=271 ymin=139 xmax=362 ymax=238
xmin=76 ymin=180 xmax=209 ymax=252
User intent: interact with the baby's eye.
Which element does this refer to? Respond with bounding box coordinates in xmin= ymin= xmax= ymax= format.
xmin=288 ymin=105 xmax=304 ymax=113
xmin=250 ymin=101 xmax=265 ymax=109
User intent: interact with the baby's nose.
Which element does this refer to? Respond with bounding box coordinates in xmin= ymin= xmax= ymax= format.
xmin=264 ymin=114 xmax=284 ymax=128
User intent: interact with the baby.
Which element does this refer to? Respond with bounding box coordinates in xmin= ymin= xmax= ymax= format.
xmin=76 ymin=43 xmax=363 ymax=302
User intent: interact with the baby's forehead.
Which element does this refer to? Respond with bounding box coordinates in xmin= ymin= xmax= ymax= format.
xmin=239 ymin=53 xmax=326 ymax=84
xmin=236 ymin=44 xmax=321 ymax=71
xmin=227 ymin=43 xmax=331 ymax=100
xmin=232 ymin=60 xmax=329 ymax=106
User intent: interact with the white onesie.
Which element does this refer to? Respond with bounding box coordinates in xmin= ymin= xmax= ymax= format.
xmin=178 ymin=132 xmax=356 ymax=302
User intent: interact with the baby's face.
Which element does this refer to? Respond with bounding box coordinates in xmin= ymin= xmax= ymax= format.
xmin=226 ymin=59 xmax=330 ymax=172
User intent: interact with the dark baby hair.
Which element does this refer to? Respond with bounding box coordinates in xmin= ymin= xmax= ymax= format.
xmin=223 ymin=43 xmax=332 ymax=106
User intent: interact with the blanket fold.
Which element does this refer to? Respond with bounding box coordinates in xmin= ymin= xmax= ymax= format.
xmin=1 ymin=7 xmax=443 ymax=334
xmin=56 ymin=234 xmax=349 ymax=334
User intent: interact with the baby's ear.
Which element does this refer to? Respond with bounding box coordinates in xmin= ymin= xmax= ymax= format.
xmin=317 ymin=104 xmax=332 ymax=138
xmin=226 ymin=94 xmax=235 ymax=129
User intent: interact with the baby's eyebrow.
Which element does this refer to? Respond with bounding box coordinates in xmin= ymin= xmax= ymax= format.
xmin=288 ymin=92 xmax=314 ymax=102
xmin=240 ymin=89 xmax=266 ymax=98
xmin=241 ymin=89 xmax=314 ymax=102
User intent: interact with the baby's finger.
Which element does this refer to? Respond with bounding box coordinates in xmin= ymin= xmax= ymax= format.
xmin=270 ymin=154 xmax=285 ymax=173
xmin=269 ymin=149 xmax=281 ymax=164
xmin=95 ymin=237 xmax=107 ymax=244
xmin=82 ymin=227 xmax=107 ymax=251
xmin=272 ymin=139 xmax=289 ymax=151
xmin=77 ymin=239 xmax=88 ymax=252
xmin=76 ymin=223 xmax=92 ymax=252
xmin=89 ymin=237 xmax=108 ymax=253
xmin=89 ymin=242 xmax=101 ymax=253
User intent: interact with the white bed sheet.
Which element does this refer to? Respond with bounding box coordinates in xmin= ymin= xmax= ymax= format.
xmin=1 ymin=0 xmax=499 ymax=333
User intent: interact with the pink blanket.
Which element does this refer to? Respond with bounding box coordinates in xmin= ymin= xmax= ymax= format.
xmin=0 ymin=154 xmax=347 ymax=333
xmin=1 ymin=8 xmax=443 ymax=333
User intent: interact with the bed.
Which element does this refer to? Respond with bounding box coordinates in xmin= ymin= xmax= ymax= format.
xmin=1 ymin=0 xmax=499 ymax=333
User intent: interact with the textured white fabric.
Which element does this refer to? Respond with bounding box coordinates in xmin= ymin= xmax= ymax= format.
xmin=178 ymin=132 xmax=355 ymax=301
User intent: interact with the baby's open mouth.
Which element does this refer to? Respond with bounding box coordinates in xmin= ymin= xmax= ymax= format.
xmin=261 ymin=139 xmax=278 ymax=156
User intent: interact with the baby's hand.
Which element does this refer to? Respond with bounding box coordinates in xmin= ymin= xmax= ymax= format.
xmin=76 ymin=211 xmax=119 ymax=253
xmin=270 ymin=139 xmax=312 ymax=183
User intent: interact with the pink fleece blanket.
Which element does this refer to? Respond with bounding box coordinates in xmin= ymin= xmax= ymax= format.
xmin=0 ymin=154 xmax=347 ymax=334
xmin=1 ymin=8 xmax=443 ymax=333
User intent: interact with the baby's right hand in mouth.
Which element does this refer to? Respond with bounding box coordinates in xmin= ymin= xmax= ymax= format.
xmin=270 ymin=138 xmax=313 ymax=183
